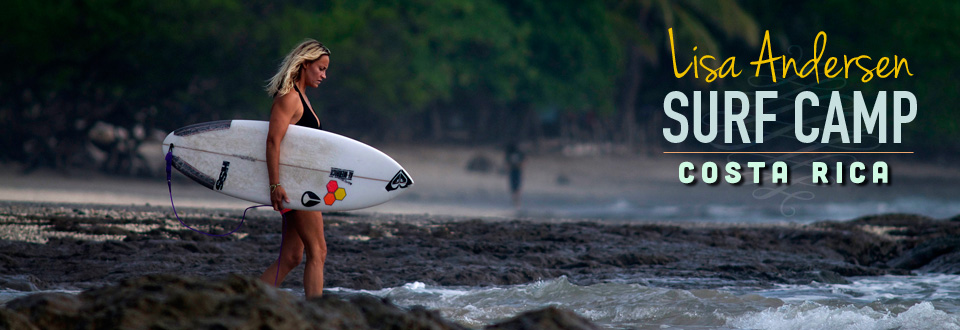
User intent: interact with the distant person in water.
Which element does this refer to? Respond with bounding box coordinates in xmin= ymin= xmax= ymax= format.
xmin=505 ymin=143 xmax=525 ymax=208
xmin=260 ymin=39 xmax=330 ymax=297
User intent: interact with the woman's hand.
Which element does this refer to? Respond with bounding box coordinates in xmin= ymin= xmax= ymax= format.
xmin=267 ymin=92 xmax=299 ymax=212
xmin=271 ymin=185 xmax=291 ymax=211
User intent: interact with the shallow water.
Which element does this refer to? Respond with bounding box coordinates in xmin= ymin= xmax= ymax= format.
xmin=325 ymin=274 xmax=960 ymax=329
xmin=528 ymin=196 xmax=960 ymax=224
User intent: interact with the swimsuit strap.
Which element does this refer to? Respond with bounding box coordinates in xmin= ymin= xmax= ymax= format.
xmin=292 ymin=85 xmax=321 ymax=129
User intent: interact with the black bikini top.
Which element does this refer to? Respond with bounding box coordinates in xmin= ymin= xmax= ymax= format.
xmin=292 ymin=85 xmax=322 ymax=130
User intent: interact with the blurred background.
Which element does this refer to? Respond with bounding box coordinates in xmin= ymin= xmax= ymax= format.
xmin=3 ymin=0 xmax=957 ymax=176
xmin=2 ymin=0 xmax=959 ymax=224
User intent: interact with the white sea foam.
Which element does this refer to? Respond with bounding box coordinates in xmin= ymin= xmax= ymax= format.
xmin=335 ymin=274 xmax=960 ymax=329
xmin=727 ymin=301 xmax=960 ymax=330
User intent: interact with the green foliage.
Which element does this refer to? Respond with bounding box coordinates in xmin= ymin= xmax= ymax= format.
xmin=501 ymin=0 xmax=623 ymax=113
xmin=817 ymin=0 xmax=960 ymax=154
xmin=1 ymin=0 xmax=627 ymax=137
xmin=744 ymin=0 xmax=960 ymax=155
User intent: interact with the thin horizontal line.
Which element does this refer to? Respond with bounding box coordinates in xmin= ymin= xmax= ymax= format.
xmin=663 ymin=151 xmax=913 ymax=154
xmin=164 ymin=143 xmax=391 ymax=183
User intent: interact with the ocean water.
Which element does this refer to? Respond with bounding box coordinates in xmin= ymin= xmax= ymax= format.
xmin=524 ymin=196 xmax=960 ymax=224
xmin=377 ymin=190 xmax=960 ymax=224
xmin=327 ymin=274 xmax=960 ymax=329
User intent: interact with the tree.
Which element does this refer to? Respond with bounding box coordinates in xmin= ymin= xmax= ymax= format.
xmin=608 ymin=0 xmax=760 ymax=151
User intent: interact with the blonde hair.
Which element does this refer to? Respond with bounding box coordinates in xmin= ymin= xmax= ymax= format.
xmin=265 ymin=39 xmax=331 ymax=97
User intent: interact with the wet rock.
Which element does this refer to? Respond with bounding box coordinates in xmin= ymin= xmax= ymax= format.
xmin=437 ymin=272 xmax=488 ymax=286
xmin=614 ymin=252 xmax=676 ymax=266
xmin=0 ymin=307 xmax=40 ymax=330
xmin=916 ymin=250 xmax=960 ymax=274
xmin=408 ymin=305 xmax=471 ymax=330
xmin=4 ymin=293 xmax=80 ymax=330
xmin=348 ymin=294 xmax=468 ymax=330
xmin=850 ymin=213 xmax=936 ymax=227
xmin=1 ymin=274 xmax=499 ymax=330
xmin=351 ymin=270 xmax=384 ymax=290
xmin=486 ymin=306 xmax=599 ymax=330
xmin=303 ymin=293 xmax=475 ymax=329
xmin=5 ymin=201 xmax=960 ymax=295
xmin=0 ymin=254 xmax=18 ymax=269
xmin=101 ymin=240 xmax=137 ymax=253
xmin=301 ymin=294 xmax=371 ymax=329
xmin=888 ymin=236 xmax=960 ymax=270
xmin=78 ymin=274 xmax=310 ymax=329
xmin=0 ymin=275 xmax=43 ymax=291
xmin=197 ymin=243 xmax=226 ymax=254
xmin=811 ymin=270 xmax=851 ymax=285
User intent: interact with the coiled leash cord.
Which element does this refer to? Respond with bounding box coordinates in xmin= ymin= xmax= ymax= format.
xmin=165 ymin=148 xmax=287 ymax=286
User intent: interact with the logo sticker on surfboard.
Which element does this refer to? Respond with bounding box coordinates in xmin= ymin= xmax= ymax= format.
xmin=215 ymin=161 xmax=230 ymax=191
xmin=329 ymin=167 xmax=354 ymax=185
xmin=302 ymin=191 xmax=322 ymax=207
xmin=324 ymin=180 xmax=347 ymax=206
xmin=385 ymin=170 xmax=412 ymax=192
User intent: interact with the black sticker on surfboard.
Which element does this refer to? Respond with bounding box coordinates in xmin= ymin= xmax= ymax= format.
xmin=385 ymin=170 xmax=412 ymax=192
xmin=302 ymin=191 xmax=322 ymax=207
xmin=329 ymin=167 xmax=354 ymax=185
xmin=215 ymin=161 xmax=230 ymax=191
xmin=172 ymin=120 xmax=231 ymax=137
xmin=171 ymin=155 xmax=215 ymax=190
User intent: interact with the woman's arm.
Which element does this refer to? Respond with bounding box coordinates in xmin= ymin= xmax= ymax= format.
xmin=266 ymin=94 xmax=299 ymax=211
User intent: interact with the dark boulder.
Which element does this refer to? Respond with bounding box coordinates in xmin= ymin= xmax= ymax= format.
xmin=4 ymin=293 xmax=80 ymax=330
xmin=888 ymin=236 xmax=960 ymax=270
xmin=486 ymin=306 xmax=599 ymax=330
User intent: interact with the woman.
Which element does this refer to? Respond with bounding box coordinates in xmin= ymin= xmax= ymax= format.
xmin=259 ymin=39 xmax=330 ymax=297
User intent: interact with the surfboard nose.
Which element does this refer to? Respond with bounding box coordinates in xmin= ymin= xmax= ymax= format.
xmin=385 ymin=169 xmax=414 ymax=192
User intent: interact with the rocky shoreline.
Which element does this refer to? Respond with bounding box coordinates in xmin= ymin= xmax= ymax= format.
xmin=2 ymin=273 xmax=600 ymax=330
xmin=2 ymin=201 xmax=960 ymax=328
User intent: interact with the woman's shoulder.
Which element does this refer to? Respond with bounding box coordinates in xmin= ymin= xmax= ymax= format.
xmin=272 ymin=91 xmax=302 ymax=109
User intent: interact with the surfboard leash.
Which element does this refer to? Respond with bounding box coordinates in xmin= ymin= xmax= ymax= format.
xmin=166 ymin=147 xmax=287 ymax=287
xmin=165 ymin=147 xmax=264 ymax=237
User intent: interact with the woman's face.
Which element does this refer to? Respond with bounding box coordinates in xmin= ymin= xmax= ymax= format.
xmin=302 ymin=55 xmax=329 ymax=88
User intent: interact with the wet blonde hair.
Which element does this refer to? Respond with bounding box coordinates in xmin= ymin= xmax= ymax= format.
xmin=265 ymin=39 xmax=331 ymax=97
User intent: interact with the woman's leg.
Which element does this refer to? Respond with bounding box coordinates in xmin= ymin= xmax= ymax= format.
xmin=259 ymin=215 xmax=304 ymax=286
xmin=291 ymin=210 xmax=326 ymax=297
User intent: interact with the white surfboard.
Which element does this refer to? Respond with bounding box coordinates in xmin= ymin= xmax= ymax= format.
xmin=161 ymin=120 xmax=413 ymax=211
